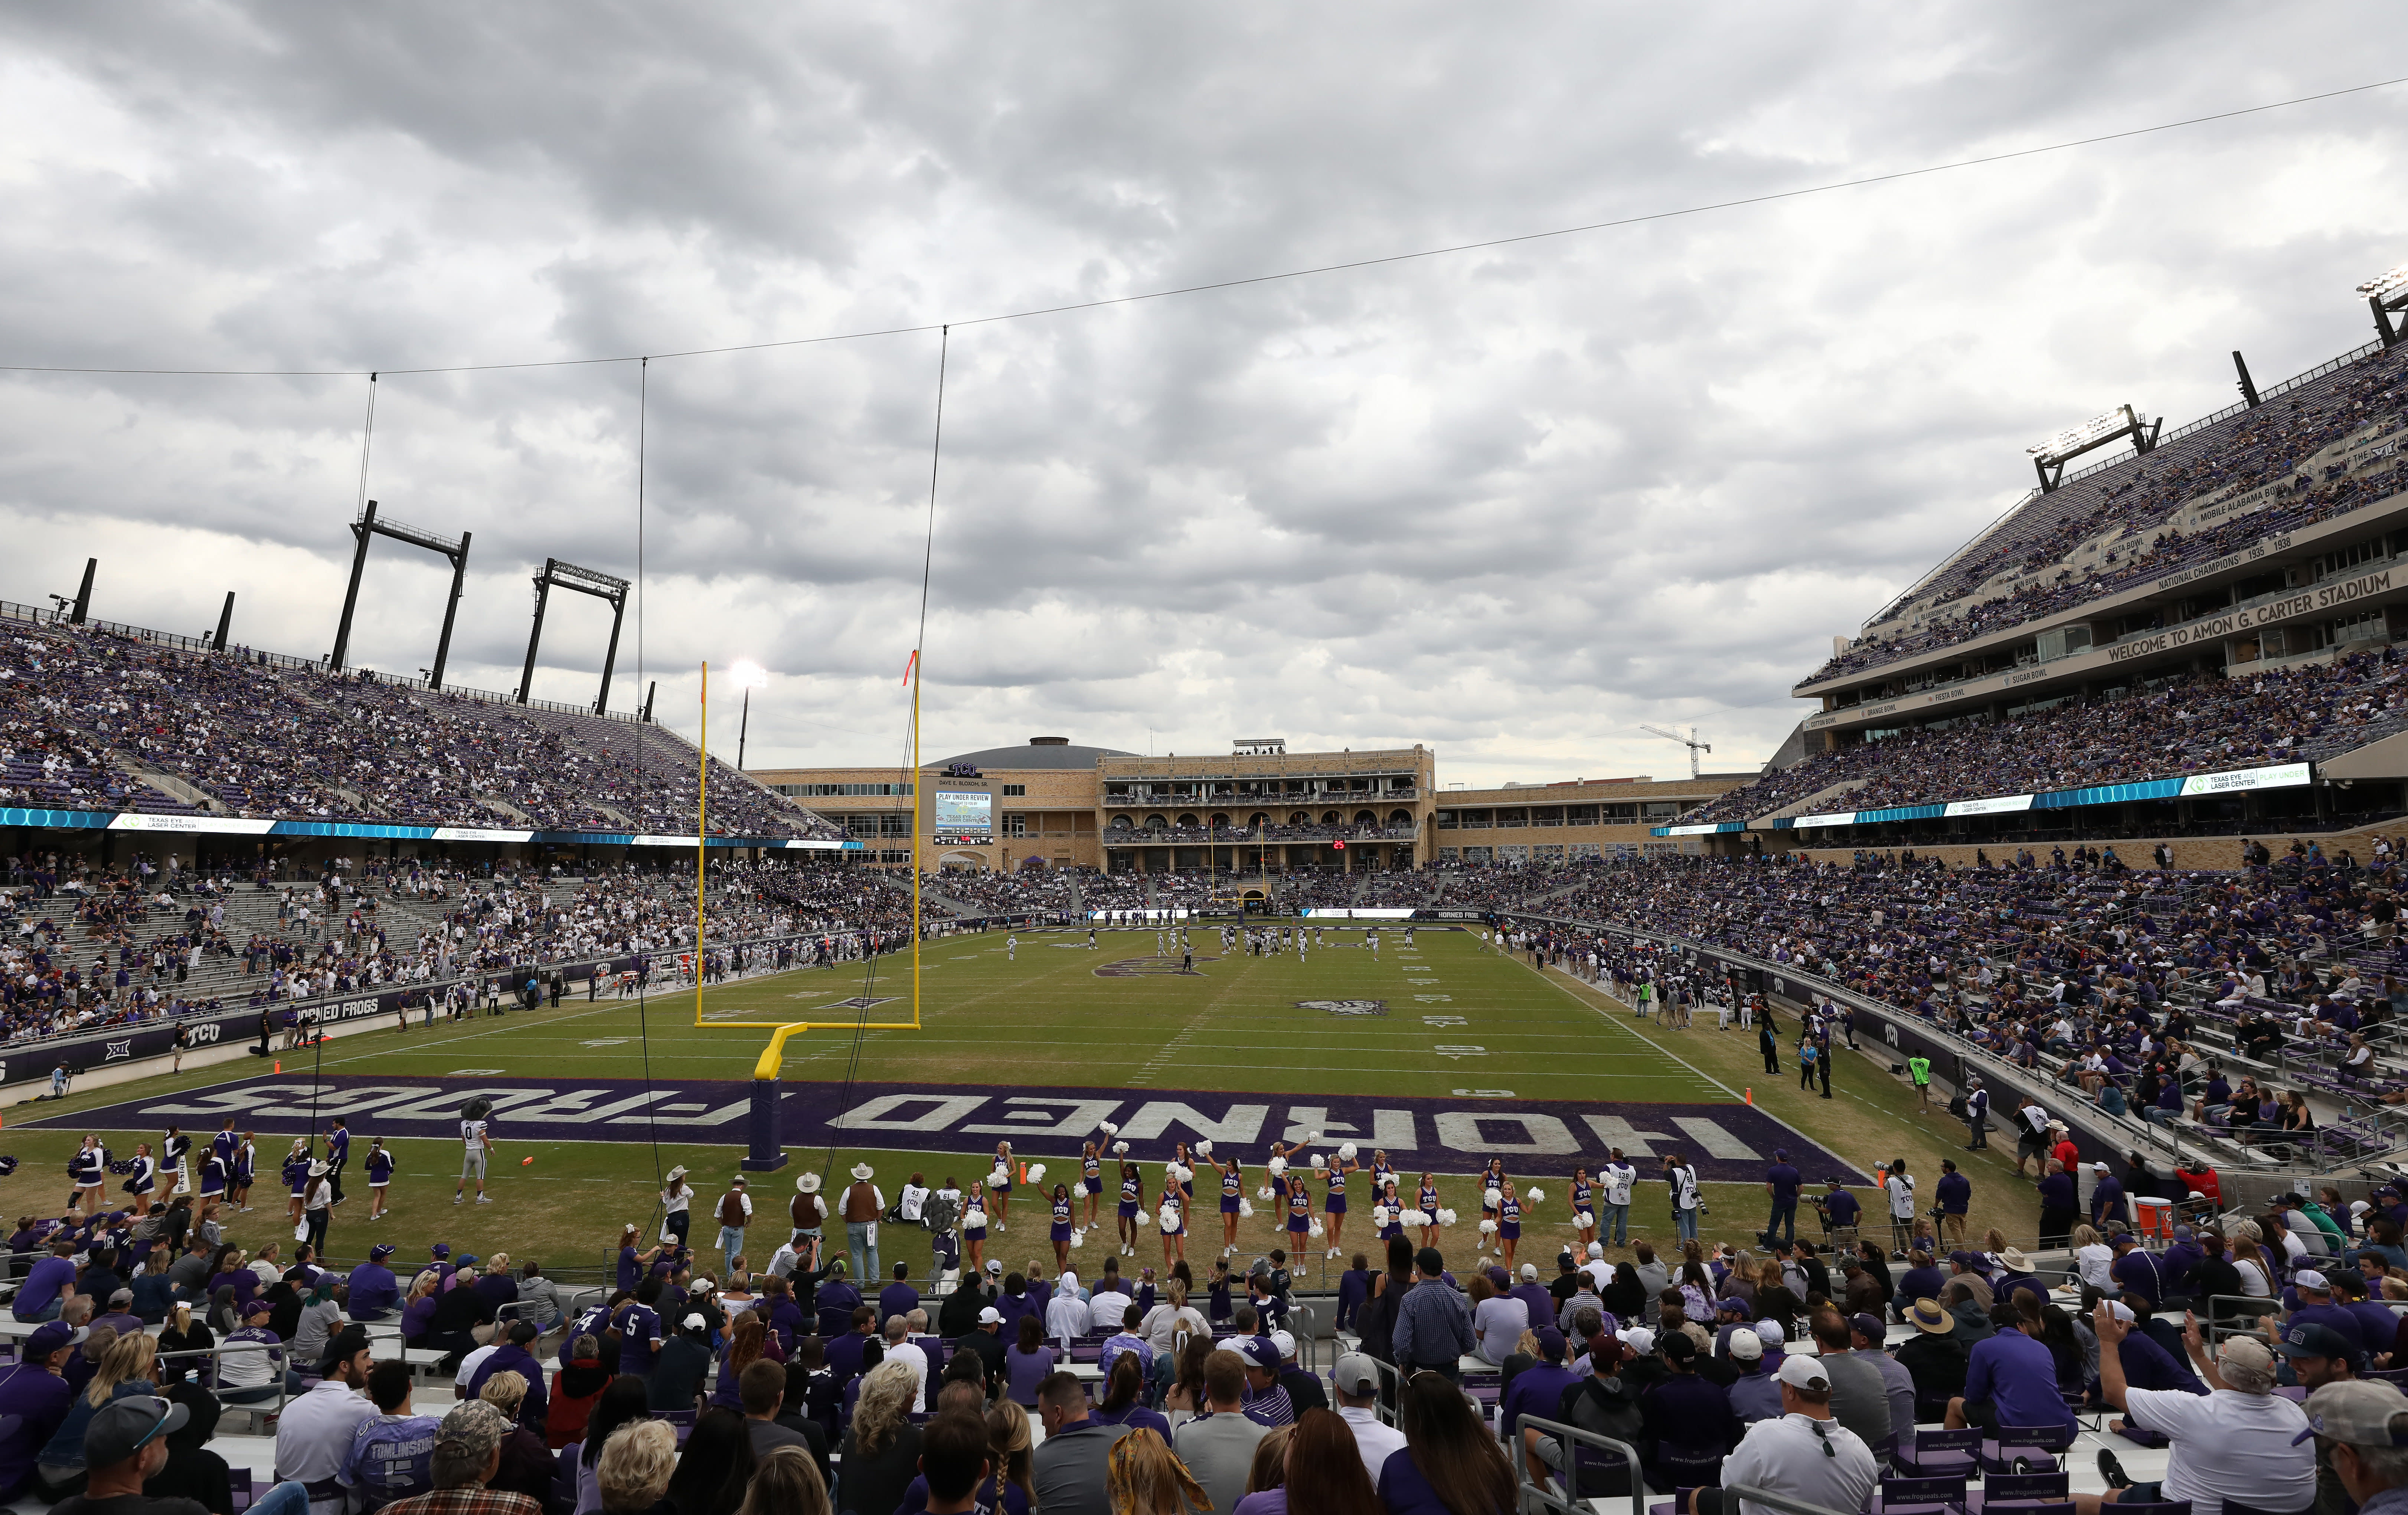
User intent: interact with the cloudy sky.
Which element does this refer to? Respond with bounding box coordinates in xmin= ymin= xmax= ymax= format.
xmin=3 ymin=5 xmax=2405 ymax=788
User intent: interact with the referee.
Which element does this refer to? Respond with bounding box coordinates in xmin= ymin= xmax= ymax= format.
xmin=1391 ymin=1247 xmax=1474 ymax=1383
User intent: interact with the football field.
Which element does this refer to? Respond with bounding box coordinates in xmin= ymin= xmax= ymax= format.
xmin=1 ymin=923 xmax=1996 ymax=1288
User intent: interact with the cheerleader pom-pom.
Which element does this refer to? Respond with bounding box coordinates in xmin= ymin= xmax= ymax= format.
xmin=1070 ymin=1227 xmax=1085 ymax=1249
xmin=1113 ymin=1141 xmax=1130 ymax=1156
xmin=1310 ymin=1155 xmax=1327 ymax=1170
xmin=1436 ymin=1208 xmax=1458 ymax=1227
xmin=1267 ymin=1157 xmax=1287 ymax=1178
xmin=1026 ymin=1164 xmax=1046 ymax=1184
xmin=1167 ymin=1163 xmax=1192 ymax=1184
xmin=1238 ymin=1198 xmax=1255 ymax=1218
xmin=1401 ymin=1208 xmax=1430 ymax=1227
xmin=989 ymin=1166 xmax=1011 ymax=1187
xmin=1337 ymin=1141 xmax=1358 ymax=1162
xmin=964 ymin=1207 xmax=988 ymax=1230
xmin=1370 ymin=1206 xmax=1391 ymax=1227
xmin=1156 ymin=1206 xmax=1180 ymax=1232
xmin=1308 ymin=1218 xmax=1325 ymax=1238
xmin=107 ymin=1159 xmax=134 ymax=1175
xmin=1097 ymin=1121 xmax=1119 ymax=1137
xmin=1256 ymin=1185 xmax=1275 ymax=1200
xmin=1479 ymin=1218 xmax=1498 ymax=1236
xmin=1576 ymin=1209 xmax=1596 ymax=1227
xmin=1483 ymin=1186 xmax=1504 ymax=1209
xmin=1526 ymin=1186 xmax=1545 ymax=1204
xmin=1306 ymin=1130 xmax=1322 ymax=1144
xmin=1194 ymin=1140 xmax=1213 ymax=1157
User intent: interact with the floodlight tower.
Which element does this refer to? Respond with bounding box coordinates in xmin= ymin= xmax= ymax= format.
xmin=2357 ymin=261 xmax=2408 ymax=347
xmin=728 ymin=661 xmax=768 ymax=770
xmin=329 ymin=501 xmax=473 ymax=688
xmin=516 ymin=557 xmax=633 ymax=714
xmin=1639 ymin=723 xmax=1711 ymax=779
xmin=2026 ymin=406 xmax=2159 ymax=493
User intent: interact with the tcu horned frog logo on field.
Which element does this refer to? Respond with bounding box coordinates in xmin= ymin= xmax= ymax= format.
xmin=1299 ymin=1000 xmax=1388 ymax=1016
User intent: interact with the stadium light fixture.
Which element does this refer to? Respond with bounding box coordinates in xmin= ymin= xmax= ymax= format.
xmin=2025 ymin=404 xmax=2159 ymax=492
xmin=2358 ymin=261 xmax=2408 ymax=347
xmin=730 ymin=661 xmax=769 ymax=770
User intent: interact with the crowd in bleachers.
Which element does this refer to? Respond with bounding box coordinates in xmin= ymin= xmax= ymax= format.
xmin=1692 ymin=645 xmax=2408 ymax=825
xmin=917 ymin=868 xmax=1081 ymax=920
xmin=0 ymin=618 xmax=843 ymax=840
xmin=1804 ymin=344 xmax=2408 ymax=688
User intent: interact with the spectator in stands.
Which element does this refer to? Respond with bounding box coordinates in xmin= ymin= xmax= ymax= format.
xmin=1328 ymin=1355 xmax=1405 ymax=1484
xmin=1034 ymin=1366 xmax=1131 ymax=1515
xmin=1641 ymin=1332 xmax=1732 ymax=1487
xmin=2088 ymin=1303 xmax=2314 ymax=1515
xmin=0 ymin=1321 xmax=79 ymax=1503
xmin=1688 ymin=1356 xmax=1878 ymax=1515
xmin=592 ymin=1417 xmax=675 ymax=1515
xmin=1806 ymin=1309 xmax=1892 ymax=1465
xmin=1948 ymin=1295 xmax=2077 ymax=1440
xmin=1376 ymin=1369 xmax=1516 ymax=1515
xmin=1724 ymin=1329 xmax=1782 ymax=1425
xmin=342 ymin=1360 xmax=438 ymax=1513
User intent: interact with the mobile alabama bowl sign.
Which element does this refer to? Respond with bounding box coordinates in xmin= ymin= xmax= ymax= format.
xmin=40 ymin=1076 xmax=1869 ymax=1185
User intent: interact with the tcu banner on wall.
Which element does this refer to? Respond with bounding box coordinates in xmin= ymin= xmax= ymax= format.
xmin=43 ymin=1075 xmax=1872 ymax=1185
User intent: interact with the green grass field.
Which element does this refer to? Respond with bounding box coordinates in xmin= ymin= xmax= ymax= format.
xmin=0 ymin=923 xmax=2043 ymax=1290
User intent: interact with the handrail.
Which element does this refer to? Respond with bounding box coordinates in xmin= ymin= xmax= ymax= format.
xmin=1512 ymin=1414 xmax=1644 ymax=1515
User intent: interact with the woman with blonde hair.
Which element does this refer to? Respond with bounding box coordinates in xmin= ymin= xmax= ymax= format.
xmin=983 ymin=1401 xmax=1036 ymax=1513
xmin=1105 ymin=1427 xmax=1212 ymax=1515
xmin=597 ymin=1419 xmax=678 ymax=1515
xmin=737 ymin=1446 xmax=829 ymax=1515
xmin=2071 ymin=1225 xmax=2115 ymax=1291
xmin=836 ymin=1361 xmax=922 ymax=1515
xmin=1245 ymin=1424 xmax=1294 ymax=1497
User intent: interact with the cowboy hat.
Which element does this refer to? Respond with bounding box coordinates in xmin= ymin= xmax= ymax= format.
xmin=850 ymin=1163 xmax=874 ymax=1181
xmin=797 ymin=1174 xmax=821 ymax=1194
xmin=665 ymin=1165 xmax=688 ymax=1182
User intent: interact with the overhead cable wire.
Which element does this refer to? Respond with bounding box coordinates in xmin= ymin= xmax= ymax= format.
xmin=1 ymin=75 xmax=2402 ymax=380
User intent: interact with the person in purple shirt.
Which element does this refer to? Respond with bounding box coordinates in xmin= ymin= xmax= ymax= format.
xmin=1497 ymin=1326 xmax=1580 ymax=1443
xmin=823 ymin=1305 xmax=880 ymax=1387
xmin=991 ymin=1273 xmax=1035 ymax=1339
xmin=617 ymin=1280 xmax=666 ymax=1377
xmin=1948 ymin=1299 xmax=2078 ymax=1437
xmin=878 ymin=1263 xmax=920 ymax=1329
xmin=348 ymin=1245 xmax=401 ymax=1321
xmin=11 ymin=1242 xmax=75 ymax=1323
xmin=0 ymin=1322 xmax=80 ymax=1501
xmin=1638 ymin=1333 xmax=1733 ymax=1481
xmin=461 ymin=1321 xmax=549 ymax=1431
xmin=2285 ymin=1272 xmax=2370 ymax=1368
xmin=2330 ymin=1272 xmax=2399 ymax=1363
xmin=2094 ymin=1300 xmax=2205 ymax=1397
xmin=1895 ymin=1250 xmax=1945 ymax=1313
xmin=1764 ymin=1151 xmax=1804 ymax=1245
xmin=2109 ymin=1235 xmax=2169 ymax=1305
xmin=2090 ymin=1164 xmax=2131 ymax=1229
xmin=2157 ymin=1227 xmax=2204 ymax=1307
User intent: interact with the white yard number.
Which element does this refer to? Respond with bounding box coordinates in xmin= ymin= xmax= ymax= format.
xmin=1434 ymin=1045 xmax=1487 ymax=1059
xmin=1422 ymin=1015 xmax=1467 ymax=1027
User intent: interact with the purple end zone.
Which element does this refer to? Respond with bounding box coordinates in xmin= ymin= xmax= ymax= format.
xmin=35 ymin=1075 xmax=1871 ymax=1184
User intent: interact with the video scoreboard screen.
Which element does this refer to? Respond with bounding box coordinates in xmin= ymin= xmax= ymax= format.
xmin=931 ymin=789 xmax=993 ymax=845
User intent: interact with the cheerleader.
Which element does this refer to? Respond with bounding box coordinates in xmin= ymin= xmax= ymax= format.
xmin=1158 ymin=1171 xmax=1186 ymax=1268
xmin=1115 ymin=1162 xmax=1143 ymax=1257
xmin=1170 ymin=1142 xmax=1197 ymax=1201
xmin=210 ymin=1118 xmax=238 ymax=1174
xmin=124 ymin=1142 xmax=157 ymax=1217
xmin=1323 ymin=1150 xmax=1356 ymax=1261
xmin=963 ymin=1180 xmax=990 ymax=1275
xmin=1479 ymin=1158 xmax=1508 ymax=1223
xmin=197 ymin=1145 xmax=228 ymax=1226
xmin=1284 ymin=1175 xmax=1313 ymax=1258
xmin=365 ymin=1139 xmax=394 ymax=1222
xmin=231 ymin=1133 xmax=257 ymax=1212
xmin=1049 ymin=1182 xmax=1075 ymax=1272
xmin=161 ymin=1126 xmax=190 ymax=1202
xmin=1496 ymin=1179 xmax=1525 ymax=1272
xmin=71 ymin=1136 xmax=105 ymax=1218
xmin=1569 ymin=1165 xmax=1597 ymax=1251
xmin=284 ymin=1140 xmax=313 ymax=1225
xmin=1368 ymin=1149 xmax=1398 ymax=1200
xmin=1215 ymin=1154 xmax=1244 ymax=1257
xmin=989 ymin=1143 xmax=1014 ymax=1232
xmin=1417 ymin=1171 xmax=1442 ymax=1249
xmin=1376 ymin=1179 xmax=1405 ymax=1245
xmin=1080 ymin=1142 xmax=1104 ymax=1229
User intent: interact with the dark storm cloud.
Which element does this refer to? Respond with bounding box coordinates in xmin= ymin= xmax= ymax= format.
xmin=0 ymin=3 xmax=2404 ymax=779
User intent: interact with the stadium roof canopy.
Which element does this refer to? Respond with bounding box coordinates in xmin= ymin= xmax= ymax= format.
xmin=932 ymin=737 xmax=1136 ymax=770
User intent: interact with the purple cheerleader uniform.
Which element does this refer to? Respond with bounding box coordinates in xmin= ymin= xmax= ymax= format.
xmin=1499 ymin=1196 xmax=1523 ymax=1242
xmin=1377 ymin=1193 xmax=1404 ymax=1242
xmin=1286 ymin=1188 xmax=1311 ymax=1238
xmin=1324 ymin=1168 xmax=1347 ymax=1215
xmin=1082 ymin=1155 xmax=1103 ymax=1195
xmin=1418 ymin=1185 xmax=1439 ymax=1217
xmin=1117 ymin=1174 xmax=1141 ymax=1219
xmin=1219 ymin=1166 xmax=1241 ymax=1215
xmin=199 ymin=1156 xmax=226 ymax=1198
xmin=1159 ymin=1187 xmax=1184 ymax=1236
xmin=1050 ymin=1195 xmax=1072 ymax=1243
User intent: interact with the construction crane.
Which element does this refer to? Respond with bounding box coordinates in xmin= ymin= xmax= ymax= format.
xmin=1639 ymin=723 xmax=1711 ymax=779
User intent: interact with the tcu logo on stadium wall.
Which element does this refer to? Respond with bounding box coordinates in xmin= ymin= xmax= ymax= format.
xmin=187 ymin=1023 xmax=221 ymax=1046
xmin=1883 ymin=1024 xmax=1900 ymax=1048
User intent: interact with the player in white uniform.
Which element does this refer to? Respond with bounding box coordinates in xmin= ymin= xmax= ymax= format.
xmin=455 ymin=1115 xmax=498 ymax=1205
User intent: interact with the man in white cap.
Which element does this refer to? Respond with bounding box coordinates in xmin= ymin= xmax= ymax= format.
xmin=1726 ymin=1329 xmax=1781 ymax=1424
xmin=2084 ymin=1299 xmax=2313 ymax=1515
xmin=841 ymin=1164 xmax=883 ymax=1284
xmin=790 ymin=1172 xmax=826 ymax=1269
xmin=713 ymin=1176 xmax=752 ymax=1277
xmin=1690 ymin=1355 xmax=1877 ymax=1515
xmin=1329 ymin=1353 xmax=1405 ymax=1481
